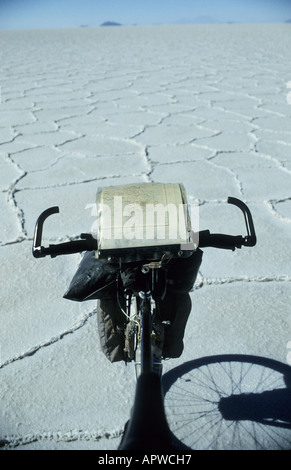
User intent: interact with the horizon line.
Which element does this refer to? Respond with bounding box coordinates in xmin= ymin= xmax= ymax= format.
xmin=0 ymin=19 xmax=290 ymax=32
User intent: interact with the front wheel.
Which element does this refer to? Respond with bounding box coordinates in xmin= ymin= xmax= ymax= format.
xmin=133 ymin=295 xmax=163 ymax=378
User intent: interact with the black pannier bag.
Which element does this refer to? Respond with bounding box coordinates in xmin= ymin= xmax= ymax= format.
xmin=64 ymin=249 xmax=203 ymax=362
xmin=63 ymin=251 xmax=127 ymax=363
xmin=63 ymin=251 xmax=119 ymax=301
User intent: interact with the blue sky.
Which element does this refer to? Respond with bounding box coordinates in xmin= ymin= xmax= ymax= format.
xmin=0 ymin=0 xmax=291 ymax=30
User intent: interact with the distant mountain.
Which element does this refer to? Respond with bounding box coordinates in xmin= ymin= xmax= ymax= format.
xmin=285 ymin=19 xmax=291 ymax=23
xmin=100 ymin=21 xmax=122 ymax=27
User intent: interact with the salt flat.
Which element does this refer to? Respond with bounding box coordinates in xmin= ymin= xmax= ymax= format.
xmin=0 ymin=24 xmax=291 ymax=450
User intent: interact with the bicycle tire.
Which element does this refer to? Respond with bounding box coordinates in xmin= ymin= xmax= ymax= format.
xmin=119 ymin=296 xmax=175 ymax=450
xmin=140 ymin=297 xmax=153 ymax=374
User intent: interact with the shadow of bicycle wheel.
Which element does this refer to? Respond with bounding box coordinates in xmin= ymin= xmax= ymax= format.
xmin=162 ymin=354 xmax=291 ymax=450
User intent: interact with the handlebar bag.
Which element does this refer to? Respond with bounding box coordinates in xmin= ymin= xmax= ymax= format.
xmin=95 ymin=182 xmax=193 ymax=260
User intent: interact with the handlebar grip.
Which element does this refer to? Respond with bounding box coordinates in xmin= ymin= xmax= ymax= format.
xmin=198 ymin=231 xmax=244 ymax=250
xmin=34 ymin=234 xmax=97 ymax=258
xmin=47 ymin=240 xmax=94 ymax=258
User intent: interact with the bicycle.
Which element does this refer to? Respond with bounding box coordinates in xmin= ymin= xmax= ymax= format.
xmin=32 ymin=183 xmax=257 ymax=450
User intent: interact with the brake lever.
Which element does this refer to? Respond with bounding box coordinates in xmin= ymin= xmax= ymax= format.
xmin=227 ymin=197 xmax=256 ymax=247
xmin=32 ymin=206 xmax=59 ymax=258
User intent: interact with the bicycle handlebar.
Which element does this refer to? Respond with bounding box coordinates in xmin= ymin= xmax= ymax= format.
xmin=32 ymin=206 xmax=97 ymax=258
xmin=196 ymin=197 xmax=256 ymax=251
xmin=33 ymin=236 xmax=97 ymax=258
xmin=32 ymin=197 xmax=256 ymax=259
xmin=197 ymin=197 xmax=256 ymax=251
xmin=198 ymin=231 xmax=245 ymax=250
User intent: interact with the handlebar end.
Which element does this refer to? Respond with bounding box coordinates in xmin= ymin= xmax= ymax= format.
xmin=33 ymin=206 xmax=60 ymax=258
xmin=244 ymin=235 xmax=257 ymax=247
xmin=227 ymin=197 xmax=256 ymax=247
xmin=32 ymin=246 xmax=48 ymax=258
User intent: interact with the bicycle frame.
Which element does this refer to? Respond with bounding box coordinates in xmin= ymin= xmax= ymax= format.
xmin=116 ymin=260 xmax=180 ymax=449
xmin=119 ymin=269 xmax=177 ymax=450
xmin=139 ymin=294 xmax=152 ymax=375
